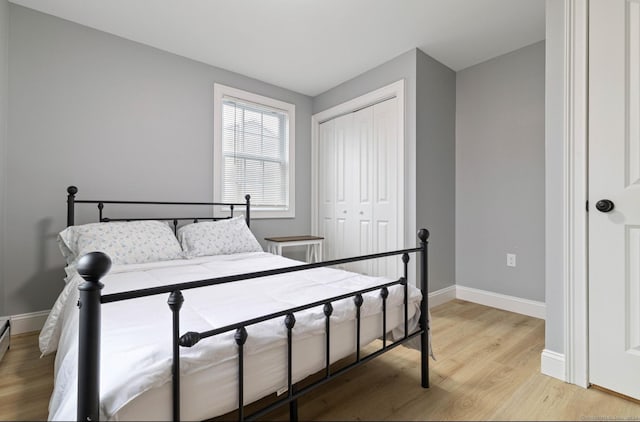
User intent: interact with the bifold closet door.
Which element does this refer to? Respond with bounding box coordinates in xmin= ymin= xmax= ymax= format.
xmin=372 ymin=97 xmax=399 ymax=278
xmin=318 ymin=118 xmax=337 ymax=262
xmin=318 ymin=97 xmax=399 ymax=277
xmin=318 ymin=108 xmax=373 ymax=274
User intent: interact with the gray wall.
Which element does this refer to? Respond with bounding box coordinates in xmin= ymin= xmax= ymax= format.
xmin=544 ymin=0 xmax=564 ymax=353
xmin=456 ymin=41 xmax=545 ymax=302
xmin=0 ymin=0 xmax=8 ymax=317
xmin=4 ymin=5 xmax=312 ymax=316
xmin=416 ymin=50 xmax=456 ymax=292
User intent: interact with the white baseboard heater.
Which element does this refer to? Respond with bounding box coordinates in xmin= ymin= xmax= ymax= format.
xmin=0 ymin=318 xmax=10 ymax=363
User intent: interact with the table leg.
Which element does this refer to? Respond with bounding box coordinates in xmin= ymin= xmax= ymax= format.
xmin=311 ymin=243 xmax=317 ymax=263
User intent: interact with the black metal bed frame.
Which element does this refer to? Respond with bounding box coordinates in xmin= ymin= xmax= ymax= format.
xmin=67 ymin=186 xmax=430 ymax=422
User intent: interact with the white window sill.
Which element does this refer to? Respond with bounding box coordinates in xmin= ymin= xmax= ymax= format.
xmin=250 ymin=209 xmax=295 ymax=219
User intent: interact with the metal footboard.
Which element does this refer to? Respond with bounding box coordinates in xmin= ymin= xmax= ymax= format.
xmin=75 ymin=230 xmax=430 ymax=422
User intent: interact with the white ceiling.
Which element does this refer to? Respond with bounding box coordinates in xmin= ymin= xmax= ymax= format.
xmin=9 ymin=0 xmax=545 ymax=96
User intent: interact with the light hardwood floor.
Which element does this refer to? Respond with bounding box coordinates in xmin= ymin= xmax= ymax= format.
xmin=1 ymin=299 xmax=639 ymax=421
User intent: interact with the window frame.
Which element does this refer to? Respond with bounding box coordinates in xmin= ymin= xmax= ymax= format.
xmin=213 ymin=83 xmax=296 ymax=219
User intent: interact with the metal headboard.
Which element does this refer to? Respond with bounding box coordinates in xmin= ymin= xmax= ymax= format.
xmin=66 ymin=186 xmax=251 ymax=233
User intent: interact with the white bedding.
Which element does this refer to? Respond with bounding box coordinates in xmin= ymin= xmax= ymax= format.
xmin=41 ymin=252 xmax=422 ymax=421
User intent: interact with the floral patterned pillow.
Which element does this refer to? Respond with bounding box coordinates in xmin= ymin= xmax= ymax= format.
xmin=57 ymin=220 xmax=183 ymax=266
xmin=177 ymin=216 xmax=263 ymax=258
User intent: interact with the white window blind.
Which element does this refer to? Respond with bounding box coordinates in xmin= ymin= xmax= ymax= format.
xmin=214 ymin=84 xmax=295 ymax=218
xmin=221 ymin=97 xmax=290 ymax=211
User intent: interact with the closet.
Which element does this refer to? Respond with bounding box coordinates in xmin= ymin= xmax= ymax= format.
xmin=317 ymin=97 xmax=401 ymax=277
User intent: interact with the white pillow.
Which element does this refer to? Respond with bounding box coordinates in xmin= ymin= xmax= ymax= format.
xmin=57 ymin=220 xmax=183 ymax=266
xmin=178 ymin=216 xmax=262 ymax=258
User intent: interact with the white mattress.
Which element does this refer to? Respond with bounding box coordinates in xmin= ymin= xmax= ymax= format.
xmin=40 ymin=252 xmax=422 ymax=421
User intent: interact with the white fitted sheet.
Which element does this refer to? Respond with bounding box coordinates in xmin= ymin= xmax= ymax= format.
xmin=41 ymin=252 xmax=422 ymax=421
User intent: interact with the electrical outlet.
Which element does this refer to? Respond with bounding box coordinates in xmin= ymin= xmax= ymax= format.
xmin=506 ymin=253 xmax=516 ymax=267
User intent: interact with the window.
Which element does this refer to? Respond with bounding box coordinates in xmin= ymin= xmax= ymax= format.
xmin=214 ymin=84 xmax=295 ymax=218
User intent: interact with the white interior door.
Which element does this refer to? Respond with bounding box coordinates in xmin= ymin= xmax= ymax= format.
xmin=589 ymin=0 xmax=640 ymax=400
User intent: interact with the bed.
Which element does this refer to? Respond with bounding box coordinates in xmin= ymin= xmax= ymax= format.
xmin=40 ymin=186 xmax=431 ymax=421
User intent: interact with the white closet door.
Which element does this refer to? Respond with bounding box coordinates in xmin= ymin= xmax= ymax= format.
xmin=318 ymin=119 xmax=336 ymax=260
xmin=352 ymin=106 xmax=374 ymax=274
xmin=318 ymin=97 xmax=399 ymax=277
xmin=372 ymin=97 xmax=399 ymax=278
xmin=333 ymin=113 xmax=353 ymax=264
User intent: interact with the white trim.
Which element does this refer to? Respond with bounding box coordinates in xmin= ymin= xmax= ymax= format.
xmin=562 ymin=0 xmax=590 ymax=388
xmin=8 ymin=310 xmax=49 ymax=335
xmin=541 ymin=349 xmax=567 ymax=381
xmin=213 ymin=83 xmax=296 ymax=219
xmin=456 ymin=285 xmax=546 ymax=320
xmin=428 ymin=285 xmax=456 ymax=308
xmin=312 ymin=81 xmax=404 ymax=124
xmin=311 ymin=79 xmax=405 ymax=249
xmin=311 ymin=114 xmax=319 ymax=233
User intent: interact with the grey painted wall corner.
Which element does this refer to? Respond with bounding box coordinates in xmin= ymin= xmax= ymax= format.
xmin=456 ymin=41 xmax=545 ymax=303
xmin=416 ymin=49 xmax=456 ymax=293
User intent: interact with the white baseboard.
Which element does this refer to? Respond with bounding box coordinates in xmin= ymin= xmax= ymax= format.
xmin=541 ymin=349 xmax=566 ymax=381
xmin=9 ymin=310 xmax=50 ymax=335
xmin=456 ymin=285 xmax=546 ymax=320
xmin=429 ymin=285 xmax=456 ymax=308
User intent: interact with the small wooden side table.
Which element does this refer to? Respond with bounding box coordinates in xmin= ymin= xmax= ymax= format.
xmin=264 ymin=235 xmax=324 ymax=263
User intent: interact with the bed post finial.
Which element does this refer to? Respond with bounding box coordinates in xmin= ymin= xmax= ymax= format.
xmin=77 ymin=251 xmax=111 ymax=282
xmin=67 ymin=186 xmax=78 ymax=227
xmin=76 ymin=251 xmax=111 ymax=422
xmin=417 ymin=228 xmax=429 ymax=389
xmin=244 ymin=194 xmax=251 ymax=228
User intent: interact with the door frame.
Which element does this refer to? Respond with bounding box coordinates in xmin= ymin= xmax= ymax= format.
xmin=310 ymin=80 xmax=406 ymax=251
xmin=560 ymin=0 xmax=589 ymax=388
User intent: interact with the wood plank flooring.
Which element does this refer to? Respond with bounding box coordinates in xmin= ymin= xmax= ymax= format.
xmin=1 ymin=299 xmax=639 ymax=421
xmin=0 ymin=330 xmax=54 ymax=420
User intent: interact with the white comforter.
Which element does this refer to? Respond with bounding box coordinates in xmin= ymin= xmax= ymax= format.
xmin=40 ymin=252 xmax=422 ymax=421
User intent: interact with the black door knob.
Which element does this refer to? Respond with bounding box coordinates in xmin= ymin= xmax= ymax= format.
xmin=595 ymin=199 xmax=615 ymax=213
